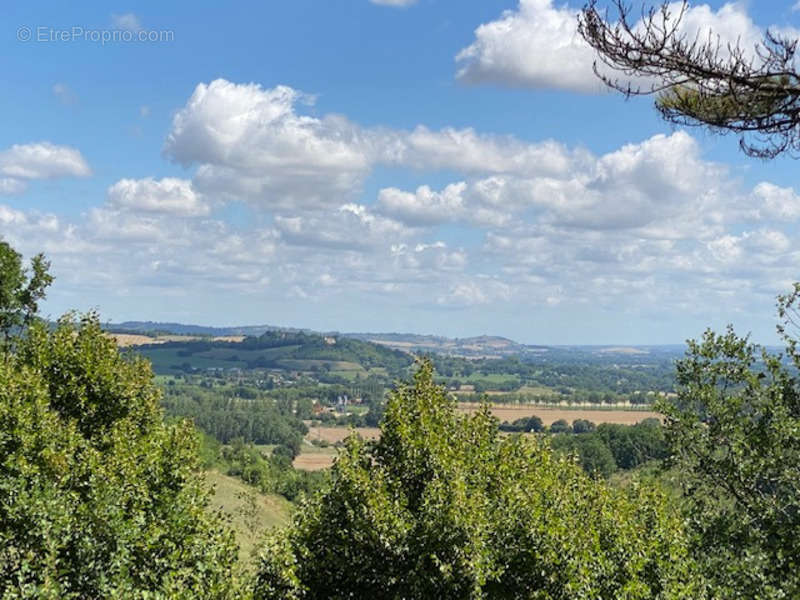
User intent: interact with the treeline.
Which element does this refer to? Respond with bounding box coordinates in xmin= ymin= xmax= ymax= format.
xmin=458 ymin=390 xmax=656 ymax=405
xmin=163 ymin=377 xmax=388 ymax=452
xmin=264 ymin=376 xmax=386 ymax=404
xmin=431 ymin=354 xmax=676 ymax=394
xmin=498 ymin=416 xmax=668 ymax=478
xmin=551 ymin=420 xmax=668 ymax=478
xmin=162 ymin=383 xmax=308 ymax=456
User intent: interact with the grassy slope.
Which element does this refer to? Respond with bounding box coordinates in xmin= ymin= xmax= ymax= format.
xmin=205 ymin=470 xmax=293 ymax=564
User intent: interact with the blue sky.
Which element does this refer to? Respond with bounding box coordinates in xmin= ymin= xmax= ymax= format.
xmin=3 ymin=0 xmax=800 ymax=344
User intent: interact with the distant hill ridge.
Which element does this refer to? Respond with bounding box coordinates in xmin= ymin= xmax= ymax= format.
xmin=104 ymin=321 xmax=548 ymax=358
xmin=104 ymin=321 xmax=311 ymax=338
xmin=103 ymin=320 xmax=684 ymax=358
xmin=107 ymin=321 xmax=532 ymax=346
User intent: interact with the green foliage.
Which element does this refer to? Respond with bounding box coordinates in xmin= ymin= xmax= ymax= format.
xmin=596 ymin=420 xmax=669 ymax=470
xmin=498 ymin=415 xmax=544 ymax=433
xmin=253 ymin=361 xmax=704 ymax=599
xmin=217 ymin=439 xmax=328 ymax=502
xmin=362 ymin=393 xmax=386 ymax=427
xmin=197 ymin=428 xmax=224 ymax=469
xmin=0 ymin=242 xmax=53 ymax=343
xmin=655 ymin=83 xmax=784 ymax=125
xmin=140 ymin=331 xmax=413 ymax=378
xmin=431 ymin=352 xmax=678 ymax=396
xmin=657 ymin=322 xmax=800 ymax=598
xmin=550 ymin=419 xmax=669 ymax=478
xmin=549 ymin=418 xmax=572 ymax=434
xmin=571 ymin=418 xmax=596 ymax=434
xmin=245 ymin=332 xmax=412 ymax=375
xmin=550 ymin=434 xmax=618 ymax=479
xmin=161 ymin=382 xmax=307 ymax=453
xmin=0 ymin=315 xmax=240 ymax=599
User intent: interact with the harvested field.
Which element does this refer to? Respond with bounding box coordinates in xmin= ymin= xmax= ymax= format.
xmin=109 ymin=333 xmax=166 ymax=347
xmin=109 ymin=333 xmax=246 ymax=347
xmin=305 ymin=426 xmax=381 ymax=445
xmin=293 ymin=452 xmax=337 ymax=471
xmin=293 ymin=443 xmax=339 ymax=471
xmin=457 ymin=403 xmax=661 ymax=426
xmin=293 ymin=429 xmax=378 ymax=471
xmin=209 ymin=335 xmax=246 ymax=343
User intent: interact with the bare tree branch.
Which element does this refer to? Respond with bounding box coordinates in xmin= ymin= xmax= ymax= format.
xmin=578 ymin=0 xmax=800 ymax=158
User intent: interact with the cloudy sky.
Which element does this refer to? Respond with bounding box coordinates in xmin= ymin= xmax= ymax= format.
xmin=3 ymin=1 xmax=800 ymax=344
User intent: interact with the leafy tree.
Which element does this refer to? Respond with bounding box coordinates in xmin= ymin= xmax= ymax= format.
xmin=363 ymin=394 xmax=386 ymax=427
xmin=160 ymin=382 xmax=307 ymax=450
xmin=0 ymin=241 xmax=53 ymax=343
xmin=549 ymin=418 xmax=572 ymax=434
xmin=0 ymin=314 xmax=240 ymax=598
xmin=219 ymin=439 xmax=326 ymax=502
xmin=551 ymin=434 xmax=617 ymax=479
xmin=596 ymin=420 xmax=669 ymax=470
xmin=498 ymin=415 xmax=544 ymax=433
xmin=656 ymin=300 xmax=800 ymax=598
xmin=252 ymin=361 xmax=705 ymax=599
xmin=579 ymin=0 xmax=800 ymax=158
xmin=572 ymin=418 xmax=596 ymax=434
xmin=550 ymin=419 xmax=669 ymax=478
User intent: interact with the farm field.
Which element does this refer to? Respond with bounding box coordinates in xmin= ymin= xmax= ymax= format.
xmin=254 ymin=441 xmax=339 ymax=471
xmin=109 ymin=333 xmax=245 ymax=347
xmin=304 ymin=426 xmax=381 ymax=444
xmin=277 ymin=358 xmax=367 ymax=375
xmin=293 ymin=445 xmax=339 ymax=471
xmin=293 ymin=427 xmax=381 ymax=471
xmin=457 ymin=403 xmax=661 ymax=425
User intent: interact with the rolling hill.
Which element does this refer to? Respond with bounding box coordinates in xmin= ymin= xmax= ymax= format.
xmin=129 ymin=329 xmax=414 ymax=377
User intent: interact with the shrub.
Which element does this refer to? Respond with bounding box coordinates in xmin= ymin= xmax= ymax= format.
xmin=0 ymin=315 xmax=240 ymax=598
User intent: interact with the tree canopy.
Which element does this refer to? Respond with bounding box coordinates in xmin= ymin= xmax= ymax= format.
xmin=253 ymin=361 xmax=704 ymax=600
xmin=638 ymin=286 xmax=800 ymax=598
xmin=579 ymin=0 xmax=800 ymax=158
xmin=0 ymin=314 xmax=241 ymax=598
xmin=0 ymin=241 xmax=53 ymax=344
xmin=655 ymin=305 xmax=800 ymax=598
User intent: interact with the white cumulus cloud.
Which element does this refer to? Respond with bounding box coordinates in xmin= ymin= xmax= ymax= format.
xmin=378 ymin=183 xmax=467 ymax=226
xmin=752 ymin=182 xmax=800 ymax=221
xmin=164 ymin=79 xmax=580 ymax=213
xmin=165 ymin=80 xmax=373 ymax=209
xmin=456 ymin=0 xmax=766 ymax=93
xmin=275 ymin=203 xmax=411 ymax=250
xmin=11 ymin=78 xmax=798 ymax=334
xmin=377 ymin=131 xmax=736 ymax=238
xmin=107 ymin=177 xmax=209 ymax=217
xmin=0 ymin=142 xmax=90 ymax=180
